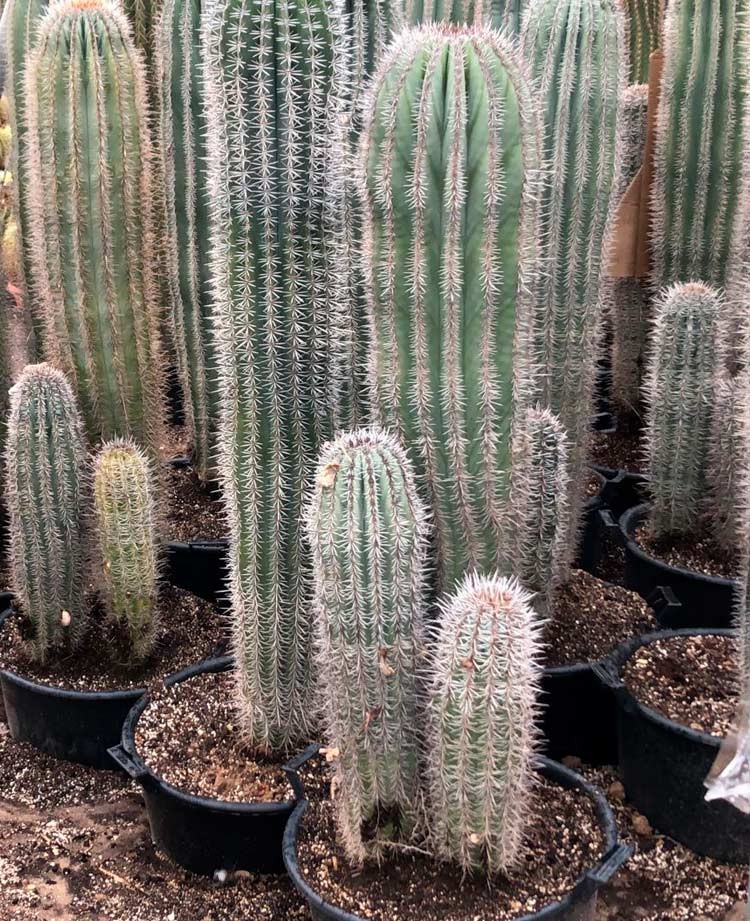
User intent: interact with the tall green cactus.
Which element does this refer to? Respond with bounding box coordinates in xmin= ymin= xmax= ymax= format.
xmin=405 ymin=0 xmax=524 ymax=30
xmin=305 ymin=428 xmax=428 ymax=864
xmin=93 ymin=439 xmax=159 ymax=660
xmin=360 ymin=25 xmax=545 ymax=592
xmin=708 ymin=374 xmax=743 ymax=550
xmin=203 ymin=0 xmax=348 ymax=753
xmin=157 ymin=0 xmax=217 ymax=481
xmin=522 ymin=0 xmax=625 ymax=542
xmin=6 ymin=363 xmax=89 ymax=662
xmin=505 ymin=407 xmax=569 ymax=608
xmin=625 ymin=0 xmax=663 ymax=83
xmin=427 ymin=573 xmax=542 ymax=874
xmin=644 ymin=283 xmax=720 ymax=539
xmin=24 ymin=0 xmax=165 ymax=453
xmin=650 ymin=0 xmax=750 ymax=292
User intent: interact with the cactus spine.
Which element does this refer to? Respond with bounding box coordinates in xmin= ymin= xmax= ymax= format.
xmin=360 ymin=25 xmax=545 ymax=591
xmin=204 ymin=0 xmax=348 ymax=752
xmin=625 ymin=0 xmax=663 ymax=83
xmin=93 ymin=439 xmax=159 ymax=659
xmin=305 ymin=428 xmax=428 ymax=864
xmin=405 ymin=0 xmax=524 ymax=30
xmin=644 ymin=283 xmax=720 ymax=539
xmin=522 ymin=0 xmax=625 ymax=541
xmin=25 ymin=0 xmax=165 ymax=453
xmin=650 ymin=0 xmax=750 ymax=292
xmin=427 ymin=573 xmax=542 ymax=875
xmin=6 ymin=364 xmax=89 ymax=661
xmin=157 ymin=0 xmax=217 ymax=481
xmin=506 ymin=408 xmax=569 ymax=607
xmin=611 ymin=84 xmax=649 ymax=417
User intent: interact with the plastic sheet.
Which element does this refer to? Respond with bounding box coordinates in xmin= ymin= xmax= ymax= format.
xmin=705 ymin=704 xmax=750 ymax=815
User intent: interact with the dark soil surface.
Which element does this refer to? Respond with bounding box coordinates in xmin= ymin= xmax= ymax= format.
xmin=0 ymin=585 xmax=226 ymax=692
xmin=622 ymin=633 xmax=737 ymax=737
xmin=589 ymin=419 xmax=644 ymax=474
xmin=163 ymin=458 xmax=225 ymax=542
xmin=544 ymin=570 xmax=655 ymax=668
xmin=295 ymin=779 xmax=604 ymax=921
xmin=636 ymin=526 xmax=741 ymax=581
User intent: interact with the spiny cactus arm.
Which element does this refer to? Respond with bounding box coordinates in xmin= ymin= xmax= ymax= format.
xmin=6 ymin=363 xmax=89 ymax=661
xmin=305 ymin=427 xmax=429 ymax=864
xmin=644 ymin=282 xmax=720 ymax=538
xmin=93 ymin=438 xmax=160 ymax=659
xmin=426 ymin=573 xmax=542 ymax=874
xmin=625 ymin=0 xmax=664 ymax=83
xmin=24 ymin=0 xmax=165 ymax=451
xmin=505 ymin=407 xmax=569 ymax=606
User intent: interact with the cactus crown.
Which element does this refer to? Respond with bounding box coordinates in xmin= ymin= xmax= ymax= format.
xmin=93 ymin=438 xmax=160 ymax=660
xmin=25 ymin=0 xmax=165 ymax=452
xmin=6 ymin=363 xmax=89 ymax=662
xmin=644 ymin=282 xmax=720 ymax=539
xmin=426 ymin=572 xmax=542 ymax=875
xmin=306 ymin=427 xmax=429 ymax=864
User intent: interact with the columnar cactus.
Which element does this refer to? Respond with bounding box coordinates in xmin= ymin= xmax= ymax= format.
xmin=25 ymin=0 xmax=165 ymax=453
xmin=157 ymin=0 xmax=217 ymax=481
xmin=644 ymin=283 xmax=720 ymax=538
xmin=505 ymin=407 xmax=569 ymax=608
xmin=625 ymin=0 xmax=663 ymax=83
xmin=426 ymin=573 xmax=542 ymax=875
xmin=360 ymin=25 xmax=545 ymax=591
xmin=405 ymin=0 xmax=523 ymax=30
xmin=93 ymin=439 xmax=159 ymax=660
xmin=123 ymin=0 xmax=159 ymax=70
xmin=203 ymin=0 xmax=349 ymax=752
xmin=6 ymin=364 xmax=89 ymax=661
xmin=522 ymin=0 xmax=625 ymax=542
xmin=611 ymin=84 xmax=649 ymax=416
xmin=650 ymin=0 xmax=750 ymax=292
xmin=708 ymin=374 xmax=743 ymax=550
xmin=305 ymin=428 xmax=428 ymax=864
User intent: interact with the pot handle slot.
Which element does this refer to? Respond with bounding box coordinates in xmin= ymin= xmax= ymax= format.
xmin=597 ymin=508 xmax=625 ymax=546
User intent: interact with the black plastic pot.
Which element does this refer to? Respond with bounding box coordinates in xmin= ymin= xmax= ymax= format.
xmin=599 ymin=629 xmax=750 ymax=863
xmin=0 ymin=601 xmax=144 ymax=769
xmin=109 ymin=656 xmax=311 ymax=876
xmin=616 ymin=504 xmax=739 ymax=629
xmin=283 ymin=752 xmax=631 ymax=921
xmin=575 ymin=469 xmax=607 ymax=576
xmin=164 ymin=538 xmax=229 ymax=608
xmin=594 ymin=468 xmax=648 ymax=520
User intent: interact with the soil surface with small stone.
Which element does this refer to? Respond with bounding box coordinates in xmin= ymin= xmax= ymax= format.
xmin=622 ymin=633 xmax=737 ymax=737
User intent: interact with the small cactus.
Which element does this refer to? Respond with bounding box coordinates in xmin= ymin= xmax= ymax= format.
xmin=93 ymin=439 xmax=159 ymax=659
xmin=650 ymin=0 xmax=750 ymax=291
xmin=6 ymin=363 xmax=89 ymax=661
xmin=305 ymin=428 xmax=428 ymax=865
xmin=25 ymin=0 xmax=165 ymax=452
xmin=426 ymin=573 xmax=542 ymax=875
xmin=505 ymin=407 xmax=570 ymax=608
xmin=625 ymin=0 xmax=663 ymax=83
xmin=644 ymin=282 xmax=720 ymax=538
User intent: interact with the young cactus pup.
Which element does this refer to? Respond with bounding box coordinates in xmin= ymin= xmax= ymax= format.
xmin=644 ymin=282 xmax=720 ymax=538
xmin=25 ymin=0 xmax=165 ymax=452
xmin=306 ymin=428 xmax=428 ymax=864
xmin=93 ymin=439 xmax=160 ymax=660
xmin=427 ymin=573 xmax=543 ymax=874
xmin=6 ymin=363 xmax=89 ymax=661
xmin=360 ymin=25 xmax=545 ymax=592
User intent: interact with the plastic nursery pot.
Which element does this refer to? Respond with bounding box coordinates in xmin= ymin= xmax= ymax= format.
xmin=598 ymin=629 xmax=750 ymax=864
xmin=109 ymin=656 xmax=314 ymax=876
xmin=282 ymin=751 xmax=631 ymax=921
xmin=594 ymin=469 xmax=648 ymax=520
xmin=0 ymin=600 xmax=144 ymax=769
xmin=615 ymin=504 xmax=739 ymax=630
xmin=574 ymin=469 xmax=607 ymax=577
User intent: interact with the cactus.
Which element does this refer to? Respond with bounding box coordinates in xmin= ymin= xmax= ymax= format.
xmin=203 ymin=0 xmax=349 ymax=753
xmin=426 ymin=573 xmax=542 ymax=875
xmin=505 ymin=407 xmax=569 ymax=607
xmin=123 ymin=0 xmax=159 ymax=71
xmin=650 ymin=0 xmax=750 ymax=292
xmin=625 ymin=0 xmax=663 ymax=83
xmin=93 ymin=439 xmax=159 ymax=659
xmin=522 ymin=0 xmax=626 ymax=545
xmin=5 ymin=364 xmax=89 ymax=662
xmin=644 ymin=282 xmax=720 ymax=539
xmin=405 ymin=0 xmax=524 ymax=30
xmin=360 ymin=25 xmax=545 ymax=592
xmin=610 ymin=84 xmax=649 ymax=417
xmin=156 ymin=0 xmax=217 ymax=481
xmin=25 ymin=0 xmax=165 ymax=453
xmin=708 ymin=374 xmax=743 ymax=551
xmin=305 ymin=428 xmax=428 ymax=864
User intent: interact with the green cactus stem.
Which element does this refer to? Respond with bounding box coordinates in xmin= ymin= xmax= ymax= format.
xmin=708 ymin=374 xmax=743 ymax=551
xmin=405 ymin=0 xmax=524 ymax=30
xmin=625 ymin=0 xmax=663 ymax=83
